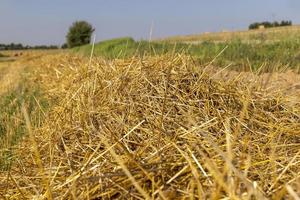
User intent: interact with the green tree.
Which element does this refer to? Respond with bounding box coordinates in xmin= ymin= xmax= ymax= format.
xmin=66 ymin=21 xmax=95 ymax=48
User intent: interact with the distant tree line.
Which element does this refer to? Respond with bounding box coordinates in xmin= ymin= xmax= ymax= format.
xmin=249 ymin=20 xmax=292 ymax=30
xmin=0 ymin=21 xmax=95 ymax=50
xmin=0 ymin=43 xmax=59 ymax=50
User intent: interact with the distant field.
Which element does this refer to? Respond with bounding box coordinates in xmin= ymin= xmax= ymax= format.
xmin=0 ymin=57 xmax=15 ymax=63
xmin=164 ymin=25 xmax=300 ymax=43
xmin=0 ymin=52 xmax=9 ymax=61
xmin=74 ymin=26 xmax=300 ymax=72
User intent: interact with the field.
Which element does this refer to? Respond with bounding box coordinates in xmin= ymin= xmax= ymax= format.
xmin=164 ymin=25 xmax=300 ymax=43
xmin=0 ymin=27 xmax=299 ymax=199
xmin=74 ymin=27 xmax=300 ymax=72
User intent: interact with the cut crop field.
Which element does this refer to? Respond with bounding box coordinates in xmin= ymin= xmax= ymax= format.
xmin=164 ymin=25 xmax=300 ymax=43
xmin=0 ymin=45 xmax=299 ymax=199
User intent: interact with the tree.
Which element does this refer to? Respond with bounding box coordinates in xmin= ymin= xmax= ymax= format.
xmin=66 ymin=21 xmax=95 ymax=48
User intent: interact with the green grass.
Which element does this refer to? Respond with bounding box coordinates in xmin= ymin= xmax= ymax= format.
xmin=0 ymin=53 xmax=7 ymax=59
xmin=0 ymin=53 xmax=14 ymax=63
xmin=73 ymin=37 xmax=180 ymax=59
xmin=0 ymin=74 xmax=49 ymax=171
xmin=73 ymin=37 xmax=300 ymax=71
xmin=186 ymin=38 xmax=300 ymax=71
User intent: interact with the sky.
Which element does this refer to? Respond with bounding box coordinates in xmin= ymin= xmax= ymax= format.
xmin=1 ymin=0 xmax=300 ymax=46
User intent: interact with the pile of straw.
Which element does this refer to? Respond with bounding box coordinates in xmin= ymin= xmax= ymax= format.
xmin=1 ymin=54 xmax=299 ymax=199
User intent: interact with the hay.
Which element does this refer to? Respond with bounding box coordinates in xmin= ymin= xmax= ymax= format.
xmin=1 ymin=53 xmax=299 ymax=199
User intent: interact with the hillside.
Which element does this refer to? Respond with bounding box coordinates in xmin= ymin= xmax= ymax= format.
xmin=74 ymin=28 xmax=300 ymax=72
xmin=162 ymin=25 xmax=300 ymax=43
xmin=164 ymin=25 xmax=300 ymax=43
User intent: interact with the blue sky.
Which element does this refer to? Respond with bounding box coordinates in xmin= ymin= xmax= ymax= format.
xmin=1 ymin=0 xmax=300 ymax=45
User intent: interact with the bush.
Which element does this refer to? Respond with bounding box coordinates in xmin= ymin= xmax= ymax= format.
xmin=66 ymin=21 xmax=95 ymax=48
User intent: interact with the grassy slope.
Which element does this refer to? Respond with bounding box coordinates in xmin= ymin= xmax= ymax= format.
xmin=73 ymin=37 xmax=182 ymax=59
xmin=73 ymin=27 xmax=300 ymax=72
